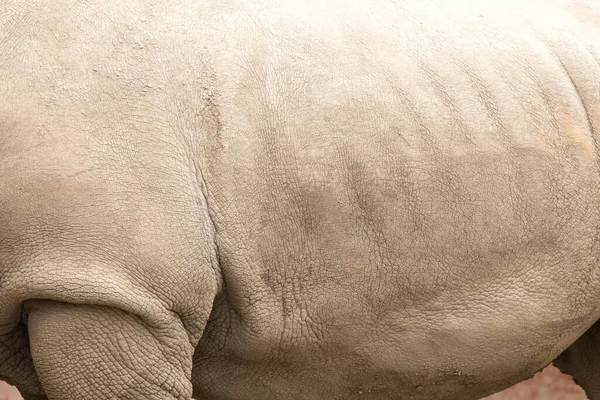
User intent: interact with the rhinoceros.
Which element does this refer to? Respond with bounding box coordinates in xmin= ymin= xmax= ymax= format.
xmin=1 ymin=0 xmax=600 ymax=399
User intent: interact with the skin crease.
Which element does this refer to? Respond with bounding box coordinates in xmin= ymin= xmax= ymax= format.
xmin=0 ymin=0 xmax=600 ymax=399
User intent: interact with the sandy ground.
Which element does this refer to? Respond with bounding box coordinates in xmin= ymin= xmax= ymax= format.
xmin=0 ymin=382 xmax=21 ymax=400
xmin=484 ymin=365 xmax=587 ymax=400
xmin=0 ymin=365 xmax=587 ymax=400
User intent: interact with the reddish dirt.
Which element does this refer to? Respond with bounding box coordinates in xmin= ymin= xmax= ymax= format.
xmin=0 ymin=365 xmax=587 ymax=399
xmin=0 ymin=382 xmax=21 ymax=400
xmin=484 ymin=365 xmax=587 ymax=400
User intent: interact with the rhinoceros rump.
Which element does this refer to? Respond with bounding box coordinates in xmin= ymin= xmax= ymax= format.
xmin=1 ymin=0 xmax=600 ymax=399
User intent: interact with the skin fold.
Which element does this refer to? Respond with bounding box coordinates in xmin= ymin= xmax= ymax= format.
xmin=1 ymin=0 xmax=600 ymax=399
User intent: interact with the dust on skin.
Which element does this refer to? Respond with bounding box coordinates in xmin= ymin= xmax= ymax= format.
xmin=0 ymin=366 xmax=588 ymax=400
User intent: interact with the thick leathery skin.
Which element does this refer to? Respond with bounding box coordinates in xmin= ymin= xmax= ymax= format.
xmin=1 ymin=0 xmax=600 ymax=399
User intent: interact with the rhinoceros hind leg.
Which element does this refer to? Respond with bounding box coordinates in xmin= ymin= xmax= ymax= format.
xmin=24 ymin=300 xmax=198 ymax=400
xmin=554 ymin=319 xmax=600 ymax=399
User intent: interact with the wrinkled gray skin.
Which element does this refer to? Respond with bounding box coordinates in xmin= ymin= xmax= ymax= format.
xmin=1 ymin=0 xmax=600 ymax=399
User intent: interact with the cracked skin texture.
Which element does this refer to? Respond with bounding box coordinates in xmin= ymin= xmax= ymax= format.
xmin=1 ymin=0 xmax=600 ymax=399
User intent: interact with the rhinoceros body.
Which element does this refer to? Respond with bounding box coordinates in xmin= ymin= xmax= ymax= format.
xmin=1 ymin=0 xmax=600 ymax=399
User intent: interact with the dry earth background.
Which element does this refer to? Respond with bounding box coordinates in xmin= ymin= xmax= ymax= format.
xmin=0 ymin=365 xmax=588 ymax=400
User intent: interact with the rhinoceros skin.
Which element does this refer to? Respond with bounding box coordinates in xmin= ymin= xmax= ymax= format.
xmin=1 ymin=0 xmax=600 ymax=399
